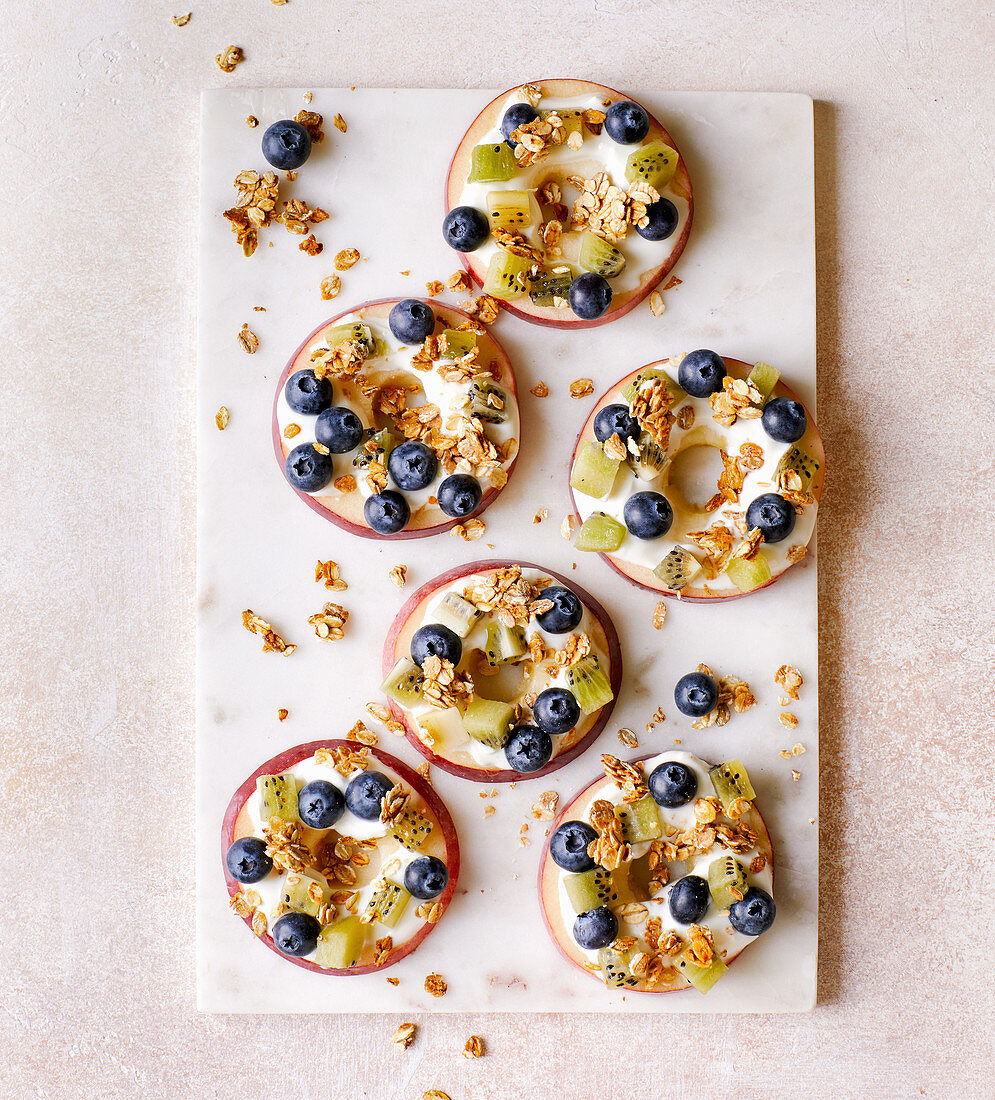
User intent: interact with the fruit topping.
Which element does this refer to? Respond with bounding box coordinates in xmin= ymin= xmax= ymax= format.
xmin=598 ymin=943 xmax=639 ymax=988
xmin=261 ymin=119 xmax=311 ymax=170
xmin=593 ymin=404 xmax=640 ymax=445
xmin=325 ymin=321 xmax=383 ymax=358
xmin=575 ymin=513 xmax=626 ymax=552
xmin=625 ymin=140 xmax=679 ymax=190
xmin=501 ymin=101 xmax=539 ymax=143
xmin=315 ymin=914 xmax=365 ymax=969
xmin=668 ymin=875 xmax=710 ymax=924
xmin=272 ymin=911 xmax=320 ymax=957
xmin=604 ymin=100 xmax=650 ymax=144
xmin=762 ymin=397 xmax=808 ymax=443
xmin=410 ymin=623 xmax=463 ymax=668
xmin=364 ymin=491 xmax=410 ymax=534
xmin=504 ymin=724 xmax=553 ymax=773
xmin=653 ymin=546 xmax=701 ymax=590
xmin=565 ymin=654 xmax=614 ymax=714
xmin=747 ymin=360 xmax=779 ymax=402
xmin=381 ymin=657 xmax=424 ymax=706
xmin=389 ymin=807 xmax=433 ymax=850
xmin=746 ymin=492 xmax=796 ymax=543
xmin=463 ymin=697 xmax=515 ymax=749
xmin=442 ymin=205 xmax=490 ymax=252
xmin=257 ymin=773 xmax=299 ymax=822
xmin=678 ymin=944 xmax=727 ymax=992
xmin=725 ymin=552 xmax=772 ymax=592
xmin=535 ymin=585 xmax=583 ymax=634
xmin=468 ymin=142 xmax=517 ymax=182
xmin=708 ymin=855 xmax=749 ymax=911
xmin=729 ymin=887 xmax=776 ymax=936
xmin=388 ymin=440 xmax=438 ymax=492
xmin=573 ymin=906 xmax=618 ymax=949
xmin=677 ymin=350 xmax=727 ymax=397
xmin=549 ymin=820 xmax=598 ymax=873
xmin=623 ymin=490 xmax=674 ymax=540
xmin=282 ymin=870 xmax=330 ymax=917
xmin=709 ymin=759 xmax=756 ymax=811
xmin=483 ymin=620 xmax=527 ymax=664
xmin=629 ymin=436 xmax=672 ymax=481
xmin=431 ymin=592 xmax=481 ymax=638
xmin=486 ymin=189 xmax=540 ymax=230
xmin=285 ymin=369 xmax=333 ymax=415
xmin=438 ymin=474 xmax=483 ymax=518
xmin=467 ymin=380 xmax=509 ymax=423
xmin=674 ymin=671 xmax=719 ymax=718
xmin=570 ymin=441 xmax=620 ymax=498
xmin=564 ymin=867 xmax=619 ymax=913
xmin=541 ymin=107 xmax=584 ymax=138
xmin=528 ymin=267 xmax=574 ymax=307
xmin=353 ymin=427 xmax=396 ymax=471
xmin=636 ymin=197 xmax=679 ymax=241
xmin=776 ymin=446 xmax=819 ymax=490
xmin=568 ymin=272 xmax=612 ymax=320
xmin=621 ymin=367 xmax=683 ymax=406
xmin=578 ymin=229 xmax=626 ymax=278
xmin=404 ymin=855 xmax=450 ymax=900
xmin=648 ymin=760 xmax=698 ymax=807
xmin=388 ymin=298 xmax=436 ymax=345
xmin=344 ymin=770 xmax=394 ymax=820
xmin=615 ymin=794 xmax=662 ymax=843
xmin=482 ymin=251 xmax=531 ymax=300
xmin=315 ymin=406 xmax=364 ymax=453
xmin=225 ymin=837 xmax=273 ymax=884
xmin=364 ymin=880 xmax=411 ymax=927
xmin=533 ymin=687 xmax=581 ymax=735
xmin=297 ymin=779 xmax=345 ymax=830
xmin=285 ymin=443 xmax=335 ymax=493
xmin=440 ymin=328 xmax=477 ymax=359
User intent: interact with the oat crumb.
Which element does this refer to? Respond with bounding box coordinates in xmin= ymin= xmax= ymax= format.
xmin=533 ymin=509 xmax=548 ymax=524
xmin=237 ymin=324 xmax=259 ymax=353
xmin=425 ymin=279 xmax=444 ymax=295
xmin=245 ymin=115 xmax=258 ymax=128
xmin=215 ymin=46 xmax=243 ymax=73
xmin=308 ymin=602 xmax=349 ymax=641
xmin=560 ymin=514 xmax=577 ymax=540
xmin=617 ymin=728 xmax=638 ymax=748
xmin=241 ymin=610 xmax=296 ymax=655
xmin=300 ymin=234 xmax=323 ymax=256
xmin=652 ymin=601 xmax=667 ymax=629
xmin=424 ymin=973 xmax=447 ymax=997
xmin=423 ymin=1093 xmax=451 ymax=1100
xmin=315 ymin=560 xmax=348 ymax=592
xmin=649 ymin=291 xmax=665 ymax=316
xmin=277 ymin=708 xmax=288 ymax=722
xmin=569 ymin=378 xmax=595 ymax=399
xmin=388 ymin=565 xmax=407 ymax=588
xmin=779 ymin=712 xmax=799 ymax=729
xmin=386 ymin=976 xmax=399 ymax=986
xmin=172 ymin=13 xmax=191 ymax=26
xmin=321 ymin=274 xmax=342 ymax=300
xmin=464 ymin=1035 xmax=485 ymax=1058
xmin=215 ymin=406 xmax=231 ymax=431
xmin=530 ymin=380 xmax=550 ymax=398
xmin=333 ymin=113 xmax=347 ymax=132
xmin=335 ymin=247 xmax=360 ymax=271
xmin=393 ymin=1022 xmax=416 ymax=1050
xmin=791 ymin=769 xmax=801 ymax=781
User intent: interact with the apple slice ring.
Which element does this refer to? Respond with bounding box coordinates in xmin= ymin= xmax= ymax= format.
xmin=381 ymin=560 xmax=622 ymax=783
xmin=538 ymin=751 xmax=775 ymax=994
xmin=569 ymin=355 xmax=825 ymax=600
xmin=272 ymin=298 xmax=520 ymax=539
xmin=445 ymin=79 xmax=693 ymax=328
xmin=222 ymin=739 xmax=460 ymax=975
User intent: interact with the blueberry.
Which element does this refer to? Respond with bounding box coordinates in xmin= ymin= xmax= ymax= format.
xmin=388 ymin=440 xmax=438 ymax=492
xmin=285 ymin=442 xmax=334 ymax=493
xmin=535 ymin=586 xmax=583 ymax=634
xmin=344 ymin=770 xmax=394 ymax=820
xmin=272 ymin=911 xmax=320 ymax=957
xmin=761 ymin=397 xmax=807 ymax=443
xmin=623 ymin=491 xmax=673 ymax=540
xmin=573 ymin=906 xmax=618 ymax=949
xmin=678 ymin=350 xmax=727 ymax=397
xmin=668 ymin=875 xmax=710 ymax=924
xmin=442 ymin=205 xmax=490 ymax=252
xmin=533 ymin=687 xmax=581 ymax=735
xmin=285 ymin=369 xmax=332 ymax=415
xmin=410 ymin=623 xmax=463 ymax=668
xmin=364 ymin=490 xmax=410 ymax=534
xmin=297 ymin=779 xmax=345 ymax=830
xmin=389 ymin=298 xmax=436 ymax=344
xmin=314 ymin=406 xmax=364 ymax=453
xmin=504 ymin=724 xmax=553 ymax=773
xmin=549 ymin=820 xmax=598 ymax=872
xmin=636 ymin=198 xmax=679 ymax=241
xmin=437 ymin=473 xmax=482 ymax=518
xmin=593 ymin=403 xmax=640 ymax=444
xmin=261 ymin=119 xmax=312 ymax=171
xmin=404 ymin=855 xmax=449 ymax=900
xmin=746 ymin=492 xmax=796 ymax=543
xmin=225 ymin=837 xmax=272 ymax=884
xmin=604 ymin=100 xmax=650 ymax=144
xmin=729 ymin=887 xmax=776 ymax=936
xmin=569 ymin=273 xmax=612 ymax=320
xmin=674 ymin=671 xmax=718 ymax=718
xmin=501 ymin=101 xmax=539 ymax=144
xmin=648 ymin=760 xmax=698 ymax=808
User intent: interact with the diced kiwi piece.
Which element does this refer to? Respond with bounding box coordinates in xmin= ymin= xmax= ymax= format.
xmin=615 ymin=795 xmax=662 ymax=844
xmin=282 ymin=870 xmax=330 ymax=917
xmin=528 ymin=267 xmax=574 ymax=308
xmin=462 ymin=697 xmax=514 ymax=748
xmin=315 ymin=914 xmax=366 ymax=970
xmin=468 ymin=143 xmax=517 ymax=183
xmin=563 ymin=866 xmax=618 ymax=913
xmin=353 ymin=427 xmax=395 ymax=470
xmin=621 ymin=368 xmax=683 ymax=408
xmin=417 ymin=706 xmax=466 ymax=750
xmin=482 ymin=251 xmax=531 ymax=300
xmin=598 ymin=944 xmax=639 ymax=988
xmin=389 ymin=808 xmax=433 ymax=851
xmin=485 ymin=189 xmax=539 ymax=230
xmin=629 ymin=435 xmax=670 ymax=481
xmin=565 ymin=654 xmax=614 ymax=715
xmin=540 ymin=107 xmax=583 ymax=138
xmin=257 ymin=773 xmax=298 ymax=823
xmin=575 ymin=513 xmax=625 ymax=553
xmin=440 ymin=329 xmax=477 ymax=360
xmin=625 ymin=140 xmax=680 ymax=191
xmin=364 ymin=880 xmax=411 ymax=928
xmin=432 ymin=593 xmax=481 ymax=638
xmin=483 ymin=620 xmax=527 ymax=664
xmin=570 ymin=441 xmax=620 ymax=499
xmin=725 ymin=552 xmax=772 ymax=592
xmin=709 ymin=759 xmax=757 ymax=811
xmin=381 ymin=657 xmax=424 ymax=707
xmin=654 ymin=546 xmax=702 ymax=591
xmin=325 ymin=321 xmax=383 ymax=358
xmin=578 ymin=230 xmax=626 ymax=278
xmin=708 ymin=856 xmax=749 ymax=911
xmin=468 ymin=380 xmax=508 ymax=423
xmin=776 ymin=447 xmax=819 ymax=491
xmin=678 ymin=946 xmax=727 ymax=993
xmin=747 ymin=361 xmax=779 ymax=403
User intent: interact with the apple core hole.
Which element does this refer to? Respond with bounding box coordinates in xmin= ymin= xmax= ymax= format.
xmin=469 ymin=656 xmax=530 ymax=703
xmin=666 ymin=443 xmax=726 ymax=513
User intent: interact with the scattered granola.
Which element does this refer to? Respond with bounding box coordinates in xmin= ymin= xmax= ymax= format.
xmin=588 ymin=799 xmax=629 ymax=870
xmin=300 ymin=234 xmax=323 ymax=256
xmin=308 ymin=602 xmax=349 ymax=641
xmin=335 ymin=248 xmax=361 ymax=271
xmin=215 ymin=46 xmax=243 ymax=73
xmin=775 ymin=663 xmax=803 ymax=699
xmin=602 ymin=755 xmax=648 ymax=804
xmin=464 ymin=1035 xmax=485 ymax=1059
xmin=530 ymin=380 xmax=550 ymax=398
xmin=241 ymin=610 xmax=296 ymax=655
xmin=277 ymin=199 xmax=329 ymax=235
xmin=294 ymin=109 xmax=324 ymax=143
xmin=652 ymin=601 xmax=667 ymax=629
xmin=447 ymin=270 xmax=471 ymax=294
xmin=315 ymin=743 xmax=369 ymax=777
xmin=393 ymin=1022 xmax=416 ymax=1050
xmin=245 ymin=115 xmax=258 ymax=128
xmin=709 ymin=375 xmax=764 ymax=428
xmin=315 ymin=559 xmax=347 ymax=591
xmin=533 ymin=508 xmax=548 ymax=524
xmin=617 ymin=728 xmax=638 ymax=748
xmin=451 ymin=518 xmax=486 ymax=541
xmin=424 ymin=973 xmax=448 ymax=998
xmin=332 ymin=113 xmax=347 ymax=133
xmin=172 ymin=13 xmax=191 ymax=26
xmin=560 ymin=514 xmax=577 ymax=540
xmin=531 ymin=791 xmax=559 ymax=820
xmin=388 ymin=565 xmax=407 ymax=588
xmin=423 ymin=1093 xmax=451 ymax=1100
xmin=425 ymin=279 xmax=444 ymax=295
xmin=237 ymin=324 xmax=259 ymax=353
xmin=569 ymin=378 xmax=595 ymax=399
xmin=649 ymin=291 xmax=665 ymax=316
xmin=791 ymin=769 xmax=801 ymax=781
xmin=779 ymin=712 xmax=799 ymax=729
xmin=215 ymin=406 xmax=231 ymax=431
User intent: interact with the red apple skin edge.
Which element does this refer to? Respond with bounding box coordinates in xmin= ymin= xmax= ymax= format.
xmin=569 ymin=358 xmax=827 ymax=602
xmin=221 ymin=739 xmax=460 ymax=977
xmin=381 ymin=559 xmax=623 ymax=783
xmin=444 ymin=78 xmax=694 ymax=330
xmin=537 ymin=753 xmax=775 ymax=993
xmin=271 ymin=298 xmax=520 ymax=540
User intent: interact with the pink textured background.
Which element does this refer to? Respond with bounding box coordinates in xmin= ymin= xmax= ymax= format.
xmin=1 ymin=2 xmax=991 ymax=1098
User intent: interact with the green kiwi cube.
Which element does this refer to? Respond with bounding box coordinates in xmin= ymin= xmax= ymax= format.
xmin=709 ymin=759 xmax=757 ymax=811
xmin=483 ymin=620 xmax=526 ymax=664
xmin=625 ymin=140 xmax=680 ymax=191
xmin=565 ymin=655 xmax=614 ymax=714
xmin=364 ymin=880 xmax=411 ymax=928
xmin=598 ymin=945 xmax=639 ymax=988
xmin=621 ymin=368 xmax=684 ymax=409
xmin=776 ymin=447 xmax=819 ymax=491
xmin=467 ymin=380 xmax=508 ymax=423
xmin=629 ymin=436 xmax=670 ymax=481
xmin=257 ymin=773 xmax=298 ymax=823
xmin=468 ymin=143 xmax=516 ymax=183
xmin=389 ymin=808 xmax=433 ymax=851
xmin=570 ymin=442 xmax=620 ymax=498
xmin=482 ymin=252 xmax=531 ymax=300
xmin=528 ymin=267 xmax=574 ymax=308
xmin=540 ymin=107 xmax=583 ymax=138
xmin=353 ymin=427 xmax=395 ymax=470
xmin=315 ymin=915 xmax=366 ymax=969
xmin=707 ymin=856 xmax=749 ymax=910
xmin=282 ymin=870 xmax=330 ymax=917
xmin=678 ymin=947 xmax=727 ymax=993
xmin=747 ymin=360 xmax=779 ymax=402
xmin=574 ymin=513 xmax=626 ymax=552
xmin=725 ymin=552 xmax=772 ymax=592
xmin=578 ymin=230 xmax=626 ymax=278
xmin=653 ymin=546 xmax=701 ymax=591
xmin=615 ymin=795 xmax=662 ymax=844
xmin=486 ymin=189 xmax=538 ymax=230
xmin=563 ymin=866 xmax=617 ymax=914
xmin=381 ymin=657 xmax=424 ymax=707
xmin=325 ymin=321 xmax=382 ymax=358
xmin=463 ymin=697 xmax=514 ymax=748
xmin=432 ymin=593 xmax=480 ymax=638
xmin=440 ymin=329 xmax=477 ymax=359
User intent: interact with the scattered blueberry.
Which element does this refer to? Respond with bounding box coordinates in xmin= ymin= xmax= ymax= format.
xmin=604 ymin=100 xmax=650 ymax=144
xmin=284 ymin=442 xmax=334 ymax=493
xmin=536 ymin=585 xmax=583 ymax=634
xmin=668 ymin=875 xmax=710 ymax=924
xmin=569 ymin=273 xmax=612 ymax=320
xmin=549 ymin=820 xmax=598 ymax=872
xmin=501 ymin=101 xmax=539 ymax=144
xmin=261 ymin=119 xmax=312 ymax=171
xmin=297 ymin=779 xmax=345 ymax=830
xmin=674 ymin=671 xmax=719 ymax=718
xmin=594 ymin=403 xmax=640 ymax=444
xmin=437 ymin=473 xmax=482 ymax=518
xmin=389 ymin=298 xmax=436 ymax=344
xmin=284 ymin=369 xmax=332 ymax=415
xmin=729 ymin=887 xmax=776 ymax=936
xmin=314 ymin=406 xmax=364 ymax=453
xmin=678 ymin=350 xmax=727 ymax=397
xmin=762 ymin=397 xmax=808 ymax=443
xmin=648 ymin=760 xmax=698 ymax=808
xmin=442 ymin=205 xmax=490 ymax=252
xmin=623 ymin=491 xmax=674 ymax=539
xmin=411 ymin=623 xmax=463 ymax=668
xmin=573 ymin=906 xmax=618 ymax=949
xmin=636 ymin=198 xmax=679 ymax=241
xmin=344 ymin=770 xmax=394 ymax=820
xmin=364 ymin=491 xmax=410 ymax=534
xmin=225 ymin=837 xmax=272 ymax=884
xmin=388 ymin=440 xmax=438 ymax=492
xmin=533 ymin=687 xmax=581 ymax=735
xmin=746 ymin=492 xmax=796 ymax=543
xmin=504 ymin=724 xmax=553 ymax=773
xmin=272 ymin=911 xmax=320 ymax=957
xmin=404 ymin=855 xmax=449 ymax=900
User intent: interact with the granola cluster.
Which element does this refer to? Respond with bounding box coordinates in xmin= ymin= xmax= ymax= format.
xmin=223 ymin=171 xmax=279 ymax=256
xmin=460 ymin=565 xmax=552 ymax=628
xmin=568 ymin=172 xmax=659 ymax=241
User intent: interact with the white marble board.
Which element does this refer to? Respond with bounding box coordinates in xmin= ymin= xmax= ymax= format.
xmin=197 ymin=88 xmax=817 ymax=1014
